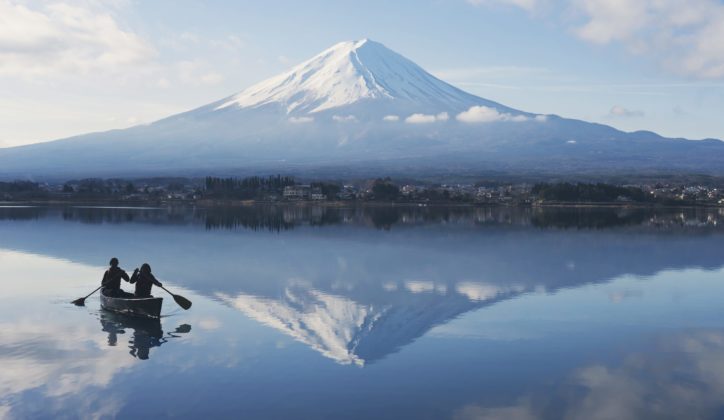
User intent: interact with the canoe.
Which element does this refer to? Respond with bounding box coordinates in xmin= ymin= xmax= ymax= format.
xmin=100 ymin=290 xmax=163 ymax=318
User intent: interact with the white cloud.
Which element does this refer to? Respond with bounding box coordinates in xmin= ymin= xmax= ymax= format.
xmin=405 ymin=112 xmax=449 ymax=124
xmin=156 ymin=77 xmax=171 ymax=89
xmin=383 ymin=115 xmax=400 ymax=122
xmin=471 ymin=0 xmax=724 ymax=79
xmin=609 ymin=105 xmax=644 ymax=118
xmin=289 ymin=116 xmax=314 ymax=124
xmin=534 ymin=114 xmax=548 ymax=122
xmin=573 ymin=0 xmax=648 ymax=45
xmin=456 ymin=105 xmax=529 ymax=123
xmin=225 ymin=34 xmax=245 ymax=50
xmin=406 ymin=113 xmax=436 ymax=124
xmin=382 ymin=281 xmax=398 ymax=291
xmin=208 ymin=34 xmax=245 ymax=52
xmin=198 ymin=318 xmax=221 ymax=330
xmin=454 ymin=403 xmax=537 ymax=420
xmin=332 ymin=114 xmax=357 ymax=122
xmin=467 ymin=0 xmax=539 ymax=12
xmin=608 ymin=289 xmax=643 ymax=303
xmin=178 ymin=31 xmax=200 ymax=45
xmin=177 ymin=60 xmax=223 ymax=85
xmin=508 ymin=114 xmax=528 ymax=122
xmin=455 ymin=281 xmax=525 ymax=301
xmin=0 ymin=1 xmax=154 ymax=77
xmin=199 ymin=71 xmax=223 ymax=85
xmin=405 ymin=280 xmax=435 ymax=293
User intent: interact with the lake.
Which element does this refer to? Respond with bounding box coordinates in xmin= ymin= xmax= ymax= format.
xmin=1 ymin=205 xmax=724 ymax=419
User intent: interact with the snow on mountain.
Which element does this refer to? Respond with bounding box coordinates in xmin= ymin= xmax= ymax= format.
xmin=217 ymin=288 xmax=375 ymax=366
xmin=214 ymin=39 xmax=493 ymax=115
xmin=216 ymin=282 xmax=526 ymax=366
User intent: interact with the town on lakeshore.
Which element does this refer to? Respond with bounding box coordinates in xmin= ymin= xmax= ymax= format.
xmin=2 ymin=175 xmax=724 ymax=207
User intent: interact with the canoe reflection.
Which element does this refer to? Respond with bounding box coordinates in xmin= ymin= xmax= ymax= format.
xmin=99 ymin=311 xmax=191 ymax=360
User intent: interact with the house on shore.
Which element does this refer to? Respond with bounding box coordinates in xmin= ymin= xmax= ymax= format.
xmin=284 ymin=185 xmax=326 ymax=200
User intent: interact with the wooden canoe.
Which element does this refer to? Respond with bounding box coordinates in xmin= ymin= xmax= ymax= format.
xmin=100 ymin=290 xmax=163 ymax=318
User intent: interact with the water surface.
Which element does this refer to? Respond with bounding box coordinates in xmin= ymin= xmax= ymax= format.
xmin=1 ymin=205 xmax=724 ymax=419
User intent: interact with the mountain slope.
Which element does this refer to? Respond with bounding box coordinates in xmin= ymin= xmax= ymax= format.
xmin=0 ymin=39 xmax=722 ymax=179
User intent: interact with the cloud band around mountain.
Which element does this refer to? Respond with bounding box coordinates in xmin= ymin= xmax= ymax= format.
xmin=456 ymin=106 xmax=528 ymax=123
xmin=405 ymin=112 xmax=449 ymax=124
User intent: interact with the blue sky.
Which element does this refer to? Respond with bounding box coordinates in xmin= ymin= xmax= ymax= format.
xmin=1 ymin=0 xmax=724 ymax=146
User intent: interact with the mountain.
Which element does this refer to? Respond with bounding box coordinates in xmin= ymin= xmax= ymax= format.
xmin=1 ymin=39 xmax=723 ymax=180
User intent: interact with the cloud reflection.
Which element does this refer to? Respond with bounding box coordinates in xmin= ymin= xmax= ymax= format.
xmin=0 ymin=320 xmax=134 ymax=418
xmin=454 ymin=330 xmax=724 ymax=420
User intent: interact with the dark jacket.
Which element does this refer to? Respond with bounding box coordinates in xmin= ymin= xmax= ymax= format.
xmin=101 ymin=266 xmax=130 ymax=293
xmin=130 ymin=270 xmax=162 ymax=297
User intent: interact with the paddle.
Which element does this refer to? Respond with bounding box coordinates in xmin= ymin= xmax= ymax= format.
xmin=72 ymin=285 xmax=102 ymax=306
xmin=159 ymin=285 xmax=192 ymax=310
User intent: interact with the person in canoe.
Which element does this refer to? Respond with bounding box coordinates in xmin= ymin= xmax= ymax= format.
xmin=130 ymin=263 xmax=163 ymax=298
xmin=101 ymin=257 xmax=134 ymax=298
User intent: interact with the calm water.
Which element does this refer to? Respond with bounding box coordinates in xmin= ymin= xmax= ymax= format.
xmin=2 ymin=205 xmax=724 ymax=419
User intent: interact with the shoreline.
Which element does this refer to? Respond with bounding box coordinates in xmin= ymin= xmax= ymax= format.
xmin=1 ymin=199 xmax=722 ymax=210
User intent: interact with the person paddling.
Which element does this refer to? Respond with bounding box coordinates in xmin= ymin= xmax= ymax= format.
xmin=101 ymin=258 xmax=133 ymax=298
xmin=130 ymin=263 xmax=163 ymax=298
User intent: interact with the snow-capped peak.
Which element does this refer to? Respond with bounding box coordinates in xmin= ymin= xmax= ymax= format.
xmin=216 ymin=39 xmax=479 ymax=114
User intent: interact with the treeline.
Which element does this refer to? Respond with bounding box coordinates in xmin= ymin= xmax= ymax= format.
xmin=532 ymin=183 xmax=650 ymax=202
xmin=369 ymin=178 xmax=477 ymax=202
xmin=0 ymin=181 xmax=41 ymax=193
xmin=204 ymin=175 xmax=296 ymax=199
xmin=0 ymin=181 xmax=46 ymax=199
xmin=63 ymin=178 xmax=135 ymax=195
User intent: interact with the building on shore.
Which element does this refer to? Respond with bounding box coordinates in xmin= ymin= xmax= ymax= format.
xmin=283 ymin=185 xmax=310 ymax=199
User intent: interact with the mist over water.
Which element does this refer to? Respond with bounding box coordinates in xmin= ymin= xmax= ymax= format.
xmin=2 ymin=205 xmax=724 ymax=419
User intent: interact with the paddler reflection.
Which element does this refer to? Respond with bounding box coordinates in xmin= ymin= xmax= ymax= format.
xmin=100 ymin=311 xmax=191 ymax=360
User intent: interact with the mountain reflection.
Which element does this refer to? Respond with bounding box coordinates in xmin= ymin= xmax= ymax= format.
xmin=217 ymin=283 xmax=511 ymax=366
xmin=2 ymin=205 xmax=724 ymax=366
xmin=99 ymin=311 xmax=191 ymax=360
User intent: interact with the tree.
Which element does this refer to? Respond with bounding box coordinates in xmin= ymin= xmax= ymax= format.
xmin=371 ymin=178 xmax=400 ymax=201
xmin=311 ymin=182 xmax=341 ymax=200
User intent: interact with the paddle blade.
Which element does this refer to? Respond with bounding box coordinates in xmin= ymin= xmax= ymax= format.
xmin=71 ymin=297 xmax=86 ymax=306
xmin=175 ymin=324 xmax=192 ymax=334
xmin=173 ymin=294 xmax=192 ymax=310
